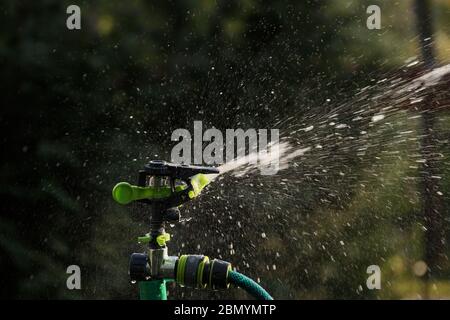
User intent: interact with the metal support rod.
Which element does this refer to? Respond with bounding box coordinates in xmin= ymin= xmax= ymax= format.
xmin=150 ymin=176 xmax=165 ymax=248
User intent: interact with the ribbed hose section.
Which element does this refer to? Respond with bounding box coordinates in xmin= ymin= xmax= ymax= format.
xmin=228 ymin=271 xmax=273 ymax=300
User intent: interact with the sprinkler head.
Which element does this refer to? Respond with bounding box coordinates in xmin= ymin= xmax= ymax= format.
xmin=130 ymin=160 xmax=219 ymax=208
xmin=112 ymin=160 xmax=219 ymax=247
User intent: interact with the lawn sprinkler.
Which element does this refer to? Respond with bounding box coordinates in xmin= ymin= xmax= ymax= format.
xmin=112 ymin=160 xmax=273 ymax=300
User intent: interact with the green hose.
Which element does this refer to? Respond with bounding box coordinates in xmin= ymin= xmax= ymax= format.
xmin=228 ymin=270 xmax=273 ymax=300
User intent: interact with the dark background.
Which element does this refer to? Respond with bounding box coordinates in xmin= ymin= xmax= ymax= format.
xmin=1 ymin=0 xmax=450 ymax=299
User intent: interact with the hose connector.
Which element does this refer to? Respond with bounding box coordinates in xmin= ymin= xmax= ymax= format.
xmin=176 ymin=255 xmax=232 ymax=290
xmin=129 ymin=248 xmax=177 ymax=281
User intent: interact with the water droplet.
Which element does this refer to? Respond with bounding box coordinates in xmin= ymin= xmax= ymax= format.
xmin=371 ymin=114 xmax=385 ymax=122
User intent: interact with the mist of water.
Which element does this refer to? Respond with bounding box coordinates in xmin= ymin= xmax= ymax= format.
xmin=207 ymin=63 xmax=450 ymax=183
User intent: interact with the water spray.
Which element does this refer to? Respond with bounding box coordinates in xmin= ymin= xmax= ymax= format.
xmin=112 ymin=160 xmax=273 ymax=300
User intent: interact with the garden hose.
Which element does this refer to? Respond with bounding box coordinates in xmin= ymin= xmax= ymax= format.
xmin=228 ymin=270 xmax=273 ymax=300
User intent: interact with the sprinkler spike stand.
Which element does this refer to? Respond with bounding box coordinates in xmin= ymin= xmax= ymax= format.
xmin=139 ymin=280 xmax=167 ymax=300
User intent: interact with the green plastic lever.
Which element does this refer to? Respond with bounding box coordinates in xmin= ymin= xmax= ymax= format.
xmin=112 ymin=174 xmax=211 ymax=205
xmin=112 ymin=182 xmax=172 ymax=205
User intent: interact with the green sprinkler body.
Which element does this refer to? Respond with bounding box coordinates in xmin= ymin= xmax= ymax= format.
xmin=112 ymin=160 xmax=273 ymax=300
